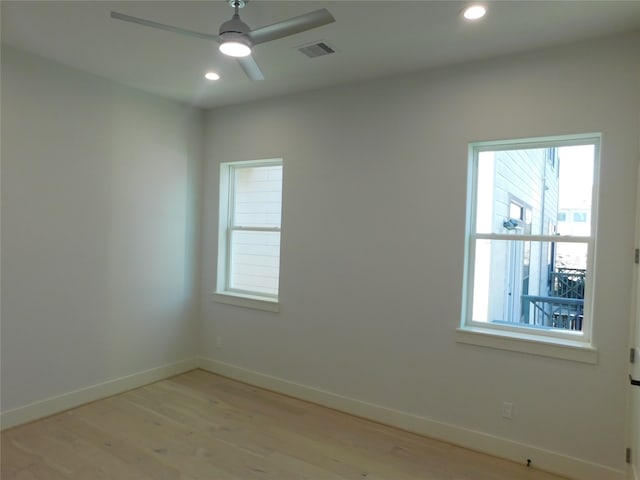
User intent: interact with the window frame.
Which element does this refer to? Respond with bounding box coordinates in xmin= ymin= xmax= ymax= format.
xmin=215 ymin=158 xmax=283 ymax=312
xmin=457 ymin=134 xmax=601 ymax=363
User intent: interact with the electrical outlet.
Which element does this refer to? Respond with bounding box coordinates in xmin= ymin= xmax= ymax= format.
xmin=215 ymin=337 xmax=223 ymax=349
xmin=502 ymin=401 xmax=514 ymax=419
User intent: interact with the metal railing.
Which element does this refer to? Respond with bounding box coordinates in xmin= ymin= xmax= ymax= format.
xmin=521 ymin=295 xmax=584 ymax=330
xmin=549 ymin=268 xmax=585 ymax=299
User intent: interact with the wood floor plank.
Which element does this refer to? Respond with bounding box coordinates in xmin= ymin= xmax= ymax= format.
xmin=1 ymin=369 xmax=569 ymax=480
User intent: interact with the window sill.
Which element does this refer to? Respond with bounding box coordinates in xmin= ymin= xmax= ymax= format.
xmin=214 ymin=292 xmax=279 ymax=312
xmin=455 ymin=327 xmax=597 ymax=364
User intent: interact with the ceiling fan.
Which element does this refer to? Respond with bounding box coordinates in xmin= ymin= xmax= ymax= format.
xmin=110 ymin=0 xmax=335 ymax=81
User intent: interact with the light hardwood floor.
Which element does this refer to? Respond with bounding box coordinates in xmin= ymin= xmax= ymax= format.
xmin=1 ymin=369 xmax=569 ymax=480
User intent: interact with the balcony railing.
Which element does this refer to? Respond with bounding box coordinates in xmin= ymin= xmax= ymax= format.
xmin=521 ymin=295 xmax=584 ymax=330
xmin=519 ymin=268 xmax=586 ymax=331
xmin=549 ymin=268 xmax=585 ymax=299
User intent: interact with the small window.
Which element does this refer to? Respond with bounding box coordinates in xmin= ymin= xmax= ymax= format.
xmin=573 ymin=211 xmax=587 ymax=222
xmin=459 ymin=134 xmax=599 ymax=362
xmin=216 ymin=159 xmax=283 ymax=311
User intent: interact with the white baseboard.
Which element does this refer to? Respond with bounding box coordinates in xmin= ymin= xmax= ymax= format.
xmin=199 ymin=356 xmax=625 ymax=480
xmin=0 ymin=358 xmax=198 ymax=431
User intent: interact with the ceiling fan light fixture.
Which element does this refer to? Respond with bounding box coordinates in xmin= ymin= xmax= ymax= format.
xmin=218 ymin=11 xmax=252 ymax=57
xmin=219 ymin=39 xmax=252 ymax=57
xmin=462 ymin=4 xmax=487 ymax=20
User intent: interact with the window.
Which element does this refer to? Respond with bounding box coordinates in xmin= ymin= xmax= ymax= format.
xmin=505 ymin=196 xmax=532 ymax=234
xmin=573 ymin=211 xmax=587 ymax=222
xmin=458 ymin=135 xmax=600 ymax=363
xmin=216 ymin=159 xmax=283 ymax=311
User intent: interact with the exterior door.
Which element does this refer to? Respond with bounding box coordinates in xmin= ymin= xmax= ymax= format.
xmin=507 ymin=240 xmax=522 ymax=322
xmin=507 ymin=240 xmax=530 ymax=324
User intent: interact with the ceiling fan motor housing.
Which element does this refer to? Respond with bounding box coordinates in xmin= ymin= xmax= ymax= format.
xmin=219 ymin=14 xmax=250 ymax=37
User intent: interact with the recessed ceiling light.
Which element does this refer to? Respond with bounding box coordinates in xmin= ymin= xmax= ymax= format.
xmin=463 ymin=4 xmax=487 ymax=20
xmin=205 ymin=72 xmax=220 ymax=81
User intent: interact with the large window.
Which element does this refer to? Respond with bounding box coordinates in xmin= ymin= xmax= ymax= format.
xmin=459 ymin=135 xmax=600 ymax=362
xmin=216 ymin=159 xmax=283 ymax=311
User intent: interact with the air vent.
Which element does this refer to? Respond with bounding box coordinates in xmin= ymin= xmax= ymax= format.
xmin=297 ymin=41 xmax=335 ymax=58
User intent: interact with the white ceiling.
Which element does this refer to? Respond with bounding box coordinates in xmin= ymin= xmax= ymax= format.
xmin=2 ymin=1 xmax=640 ymax=109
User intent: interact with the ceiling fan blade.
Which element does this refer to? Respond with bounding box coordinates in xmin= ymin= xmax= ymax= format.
xmin=248 ymin=8 xmax=335 ymax=45
xmin=110 ymin=11 xmax=220 ymax=43
xmin=237 ymin=55 xmax=265 ymax=81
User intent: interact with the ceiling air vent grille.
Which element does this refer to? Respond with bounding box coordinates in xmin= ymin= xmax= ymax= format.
xmin=298 ymin=41 xmax=335 ymax=58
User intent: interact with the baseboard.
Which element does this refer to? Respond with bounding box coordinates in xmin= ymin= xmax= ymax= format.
xmin=0 ymin=358 xmax=198 ymax=431
xmin=198 ymin=356 xmax=625 ymax=480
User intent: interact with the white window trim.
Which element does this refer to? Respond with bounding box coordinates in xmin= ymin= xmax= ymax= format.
xmin=455 ymin=327 xmax=597 ymax=363
xmin=458 ymin=133 xmax=601 ymax=363
xmin=215 ymin=158 xmax=283 ymax=311
xmin=214 ymin=292 xmax=279 ymax=312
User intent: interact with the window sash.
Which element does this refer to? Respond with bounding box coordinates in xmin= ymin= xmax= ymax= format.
xmin=225 ymin=227 xmax=281 ymax=297
xmin=465 ymin=238 xmax=593 ymax=340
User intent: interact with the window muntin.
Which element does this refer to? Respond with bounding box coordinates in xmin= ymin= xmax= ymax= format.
xmin=218 ymin=159 xmax=283 ymax=302
xmin=463 ymin=136 xmax=599 ymax=344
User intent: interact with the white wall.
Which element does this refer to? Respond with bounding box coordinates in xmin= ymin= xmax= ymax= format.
xmin=1 ymin=47 xmax=203 ymax=413
xmin=201 ymin=33 xmax=640 ymax=476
